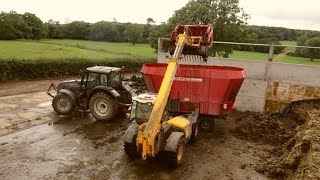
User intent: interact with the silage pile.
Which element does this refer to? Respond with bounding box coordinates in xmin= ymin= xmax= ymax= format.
xmin=232 ymin=100 xmax=320 ymax=179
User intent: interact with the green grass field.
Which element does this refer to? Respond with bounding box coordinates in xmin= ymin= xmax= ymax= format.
xmin=230 ymin=50 xmax=320 ymax=66
xmin=0 ymin=39 xmax=156 ymax=60
xmin=229 ymin=50 xmax=268 ymax=61
xmin=0 ymin=40 xmax=125 ymax=60
xmin=229 ymin=41 xmax=320 ymax=66
xmin=39 ymin=39 xmax=156 ymax=58
xmin=280 ymin=40 xmax=297 ymax=53
xmin=0 ymin=39 xmax=319 ymax=66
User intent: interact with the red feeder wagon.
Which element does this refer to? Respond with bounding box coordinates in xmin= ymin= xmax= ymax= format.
xmin=141 ymin=63 xmax=246 ymax=131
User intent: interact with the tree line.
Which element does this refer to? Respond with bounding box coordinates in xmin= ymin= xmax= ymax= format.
xmin=0 ymin=11 xmax=155 ymax=45
xmin=1 ymin=0 xmax=320 ymax=60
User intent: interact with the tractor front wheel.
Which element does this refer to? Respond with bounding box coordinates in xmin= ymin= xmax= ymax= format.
xmin=52 ymin=93 xmax=75 ymax=115
xmin=89 ymin=92 xmax=118 ymax=121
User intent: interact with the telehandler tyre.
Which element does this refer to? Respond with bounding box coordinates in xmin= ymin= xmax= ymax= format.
xmin=89 ymin=92 xmax=118 ymax=121
xmin=166 ymin=136 xmax=186 ymax=167
xmin=52 ymin=93 xmax=75 ymax=115
xmin=124 ymin=140 xmax=140 ymax=159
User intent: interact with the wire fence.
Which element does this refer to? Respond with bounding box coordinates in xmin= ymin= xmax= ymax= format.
xmin=158 ymin=37 xmax=320 ymax=62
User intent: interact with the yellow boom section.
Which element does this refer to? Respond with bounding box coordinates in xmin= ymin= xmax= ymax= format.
xmin=138 ymin=33 xmax=199 ymax=160
xmin=145 ymin=34 xmax=189 ymax=132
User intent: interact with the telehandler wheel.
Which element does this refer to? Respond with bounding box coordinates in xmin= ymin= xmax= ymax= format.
xmin=190 ymin=123 xmax=199 ymax=143
xmin=124 ymin=141 xmax=140 ymax=159
xmin=89 ymin=92 xmax=119 ymax=121
xmin=199 ymin=117 xmax=215 ymax=132
xmin=52 ymin=93 xmax=75 ymax=115
xmin=166 ymin=137 xmax=186 ymax=167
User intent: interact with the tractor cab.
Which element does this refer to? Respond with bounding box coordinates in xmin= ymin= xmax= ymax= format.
xmin=81 ymin=66 xmax=124 ymax=94
xmin=130 ymin=93 xmax=169 ymax=125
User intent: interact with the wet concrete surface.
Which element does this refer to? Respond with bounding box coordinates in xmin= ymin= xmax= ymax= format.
xmin=0 ymin=92 xmax=53 ymax=136
xmin=0 ymin=79 xmax=269 ymax=179
xmin=0 ymin=103 xmax=269 ymax=179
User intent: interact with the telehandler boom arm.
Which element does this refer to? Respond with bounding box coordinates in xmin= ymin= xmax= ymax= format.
xmin=137 ymin=25 xmax=213 ymax=160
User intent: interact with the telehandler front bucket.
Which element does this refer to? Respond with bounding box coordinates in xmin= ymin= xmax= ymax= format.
xmin=169 ymin=24 xmax=213 ymax=62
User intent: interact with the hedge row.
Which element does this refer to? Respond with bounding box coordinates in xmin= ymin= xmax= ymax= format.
xmin=0 ymin=57 xmax=156 ymax=81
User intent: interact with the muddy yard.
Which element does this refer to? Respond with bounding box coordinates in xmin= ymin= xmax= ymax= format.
xmin=0 ymin=79 xmax=319 ymax=179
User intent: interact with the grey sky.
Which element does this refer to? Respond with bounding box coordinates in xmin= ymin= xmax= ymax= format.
xmin=1 ymin=0 xmax=319 ymax=30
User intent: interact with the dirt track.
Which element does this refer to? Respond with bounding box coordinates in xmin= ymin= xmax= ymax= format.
xmin=0 ymin=79 xmax=319 ymax=179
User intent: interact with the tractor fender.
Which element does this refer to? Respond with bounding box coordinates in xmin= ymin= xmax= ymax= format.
xmin=90 ymin=86 xmax=120 ymax=99
xmin=59 ymin=89 xmax=77 ymax=103
xmin=164 ymin=132 xmax=185 ymax=152
xmin=123 ymin=123 xmax=139 ymax=143
xmin=121 ymin=82 xmax=132 ymax=92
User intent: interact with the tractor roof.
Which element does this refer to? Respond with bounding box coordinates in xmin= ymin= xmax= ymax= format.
xmin=132 ymin=93 xmax=157 ymax=104
xmin=86 ymin=66 xmax=122 ymax=74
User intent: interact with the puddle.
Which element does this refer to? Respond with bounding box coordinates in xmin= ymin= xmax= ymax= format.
xmin=37 ymin=101 xmax=52 ymax=108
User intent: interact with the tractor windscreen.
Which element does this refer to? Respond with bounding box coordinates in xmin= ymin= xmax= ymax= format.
xmin=109 ymin=71 xmax=121 ymax=87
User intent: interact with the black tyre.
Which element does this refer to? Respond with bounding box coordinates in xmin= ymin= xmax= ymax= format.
xmin=89 ymin=92 xmax=118 ymax=121
xmin=199 ymin=117 xmax=215 ymax=132
xmin=124 ymin=141 xmax=140 ymax=159
xmin=52 ymin=93 xmax=75 ymax=115
xmin=166 ymin=137 xmax=186 ymax=167
xmin=190 ymin=123 xmax=199 ymax=143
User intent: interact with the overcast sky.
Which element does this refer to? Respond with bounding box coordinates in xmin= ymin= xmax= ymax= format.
xmin=1 ymin=0 xmax=319 ymax=31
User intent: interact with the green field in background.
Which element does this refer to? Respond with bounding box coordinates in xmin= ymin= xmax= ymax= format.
xmin=39 ymin=39 xmax=156 ymax=58
xmin=280 ymin=40 xmax=297 ymax=52
xmin=0 ymin=39 xmax=156 ymax=60
xmin=0 ymin=39 xmax=319 ymax=66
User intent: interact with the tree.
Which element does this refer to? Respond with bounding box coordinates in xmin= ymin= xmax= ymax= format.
xmin=301 ymin=37 xmax=320 ymax=61
xmin=146 ymin=17 xmax=155 ymax=25
xmin=124 ymin=24 xmax=143 ymax=45
xmin=233 ymin=27 xmax=258 ymax=51
xmin=63 ymin=21 xmax=91 ymax=39
xmin=148 ymin=23 xmax=171 ymax=51
xmin=89 ymin=21 xmax=122 ymax=42
xmin=46 ymin=19 xmax=64 ymax=39
xmin=148 ymin=0 xmax=248 ymax=57
xmin=0 ymin=11 xmax=28 ymax=40
xmin=22 ymin=13 xmax=45 ymax=39
xmin=142 ymin=18 xmax=156 ymax=43
xmin=295 ymin=34 xmax=309 ymax=57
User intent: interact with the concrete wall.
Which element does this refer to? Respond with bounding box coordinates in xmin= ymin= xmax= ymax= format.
xmin=158 ymin=52 xmax=320 ymax=112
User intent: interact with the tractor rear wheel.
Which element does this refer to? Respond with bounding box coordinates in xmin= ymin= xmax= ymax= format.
xmin=166 ymin=137 xmax=186 ymax=167
xmin=52 ymin=93 xmax=75 ymax=115
xmin=89 ymin=92 xmax=118 ymax=121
